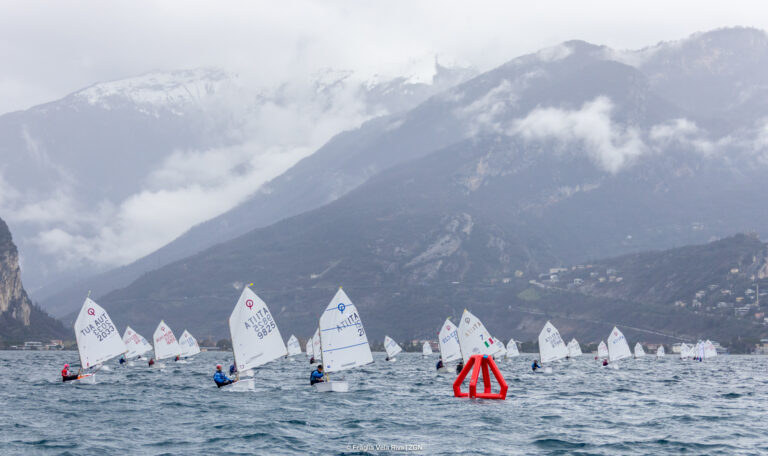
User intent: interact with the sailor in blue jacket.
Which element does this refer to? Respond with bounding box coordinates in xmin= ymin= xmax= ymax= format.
xmin=214 ymin=364 xmax=234 ymax=388
xmin=531 ymin=360 xmax=542 ymax=371
xmin=310 ymin=365 xmax=325 ymax=385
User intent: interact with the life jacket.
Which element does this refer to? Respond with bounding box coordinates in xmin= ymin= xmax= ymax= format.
xmin=61 ymin=368 xmax=69 ymax=377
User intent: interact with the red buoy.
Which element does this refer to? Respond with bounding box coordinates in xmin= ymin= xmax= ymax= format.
xmin=453 ymin=354 xmax=507 ymax=400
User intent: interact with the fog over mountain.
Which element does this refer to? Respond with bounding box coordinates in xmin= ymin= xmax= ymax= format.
xmin=0 ymin=62 xmax=476 ymax=294
xmin=41 ymin=27 xmax=768 ymax=341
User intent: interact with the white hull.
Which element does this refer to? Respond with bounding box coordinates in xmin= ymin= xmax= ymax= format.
xmin=609 ymin=363 xmax=620 ymax=370
xmin=437 ymin=367 xmax=449 ymax=374
xmin=314 ymin=381 xmax=349 ymax=393
xmin=150 ymin=362 xmax=166 ymax=369
xmin=222 ymin=379 xmax=255 ymax=392
xmin=174 ymin=360 xmax=189 ymax=364
xmin=386 ymin=358 xmax=396 ymax=363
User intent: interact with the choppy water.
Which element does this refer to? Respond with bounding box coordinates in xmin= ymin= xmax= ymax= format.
xmin=1 ymin=351 xmax=767 ymax=455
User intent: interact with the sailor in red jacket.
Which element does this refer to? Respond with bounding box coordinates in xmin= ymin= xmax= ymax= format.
xmin=61 ymin=363 xmax=78 ymax=382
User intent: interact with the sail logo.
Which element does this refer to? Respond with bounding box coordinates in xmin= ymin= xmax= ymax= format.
xmin=337 ymin=302 xmax=346 ymax=313
xmin=483 ymin=337 xmax=495 ymax=348
xmin=245 ymin=299 xmax=254 ymax=309
xmin=87 ymin=308 xmax=95 ymax=316
xmin=464 ymin=317 xmax=470 ymax=324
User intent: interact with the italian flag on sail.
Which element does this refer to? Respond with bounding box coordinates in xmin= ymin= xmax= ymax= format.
xmin=484 ymin=338 xmax=494 ymax=347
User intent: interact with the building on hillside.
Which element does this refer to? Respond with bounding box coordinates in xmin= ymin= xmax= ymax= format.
xmin=573 ymin=278 xmax=584 ymax=285
xmin=735 ymin=305 xmax=751 ymax=317
xmin=23 ymin=341 xmax=43 ymax=350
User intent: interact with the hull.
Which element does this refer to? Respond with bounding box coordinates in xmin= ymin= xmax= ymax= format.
xmin=73 ymin=374 xmax=96 ymax=384
xmin=222 ymin=379 xmax=255 ymax=392
xmin=314 ymin=381 xmax=349 ymax=393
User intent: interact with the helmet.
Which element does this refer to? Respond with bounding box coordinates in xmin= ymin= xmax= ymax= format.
xmin=64 ymin=363 xmax=69 ymax=368
xmin=216 ymin=364 xmax=222 ymax=370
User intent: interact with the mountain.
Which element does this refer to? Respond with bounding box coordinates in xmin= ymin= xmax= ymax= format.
xmin=0 ymin=217 xmax=67 ymax=345
xmin=0 ymin=63 xmax=475 ymax=311
xmin=50 ymin=28 xmax=768 ymax=340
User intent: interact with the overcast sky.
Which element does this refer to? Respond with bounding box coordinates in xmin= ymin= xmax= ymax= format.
xmin=1 ymin=0 xmax=766 ymax=115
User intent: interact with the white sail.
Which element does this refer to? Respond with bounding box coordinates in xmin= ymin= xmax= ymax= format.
xmin=505 ymin=339 xmax=520 ymax=358
xmin=438 ymin=319 xmax=462 ymax=363
xmin=597 ymin=340 xmax=608 ymax=358
xmin=383 ymin=335 xmax=403 ymax=358
xmin=305 ymin=337 xmax=313 ymax=359
xmin=697 ymin=341 xmax=706 ymax=359
xmin=74 ymin=298 xmax=127 ymax=368
xmin=703 ymin=340 xmax=718 ymax=359
xmin=634 ymin=342 xmax=646 ymax=358
xmin=286 ymin=335 xmax=302 ymax=357
xmin=312 ymin=328 xmax=322 ymax=361
xmin=153 ymin=320 xmax=182 ymax=360
xmin=122 ymin=326 xmax=153 ymax=359
xmin=492 ymin=336 xmax=507 ymax=356
xmin=656 ymin=345 xmax=665 ymax=357
xmin=229 ymin=287 xmax=287 ymax=371
xmin=538 ymin=321 xmax=569 ymax=363
xmin=178 ymin=330 xmax=201 ymax=357
xmin=607 ymin=327 xmax=632 ymax=362
xmin=679 ymin=343 xmax=692 ymax=359
xmin=457 ymin=309 xmax=501 ymax=362
xmin=567 ymin=338 xmax=582 ymax=357
xmin=421 ymin=341 xmax=433 ymax=356
xmin=318 ymin=288 xmax=373 ymax=373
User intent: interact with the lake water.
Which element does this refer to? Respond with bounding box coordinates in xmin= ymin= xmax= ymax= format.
xmin=1 ymin=351 xmax=766 ymax=455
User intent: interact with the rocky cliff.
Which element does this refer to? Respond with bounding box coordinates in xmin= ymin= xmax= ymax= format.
xmin=0 ymin=218 xmax=66 ymax=343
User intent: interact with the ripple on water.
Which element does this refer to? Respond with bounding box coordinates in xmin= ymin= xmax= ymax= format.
xmin=2 ymin=352 xmax=768 ymax=455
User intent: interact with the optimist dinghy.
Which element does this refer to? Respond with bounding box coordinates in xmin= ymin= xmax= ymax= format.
xmin=122 ymin=326 xmax=153 ymax=366
xmin=315 ymin=288 xmax=373 ymax=392
xmin=71 ymin=297 xmax=127 ymax=384
xmin=225 ymin=285 xmax=288 ymax=391
xmin=607 ymin=327 xmax=632 ymax=369
xmin=383 ymin=335 xmax=403 ymax=362
xmin=537 ymin=321 xmax=568 ymax=374
xmin=437 ymin=319 xmax=462 ymax=373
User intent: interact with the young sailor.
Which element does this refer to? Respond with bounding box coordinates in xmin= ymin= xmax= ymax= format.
xmin=119 ymin=356 xmax=126 ymax=366
xmin=455 ymin=360 xmax=464 ymax=375
xmin=213 ymin=364 xmax=234 ymax=388
xmin=602 ymin=359 xmax=608 ymax=366
xmin=310 ymin=364 xmax=325 ymax=385
xmin=436 ymin=357 xmax=444 ymax=371
xmin=531 ymin=360 xmax=542 ymax=372
xmin=61 ymin=363 xmax=78 ymax=382
xmin=148 ymin=358 xmax=155 ymax=367
xmin=229 ymin=363 xmax=237 ymax=376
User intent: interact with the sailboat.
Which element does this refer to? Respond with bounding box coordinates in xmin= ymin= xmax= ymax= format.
xmin=492 ymin=336 xmax=507 ymax=358
xmin=634 ymin=342 xmax=646 ymax=358
xmin=226 ymin=285 xmax=288 ymax=391
xmin=312 ymin=328 xmax=322 ymax=363
xmin=457 ymin=309 xmax=502 ymax=363
xmin=656 ymin=345 xmax=665 ymax=357
xmin=607 ymin=327 xmax=632 ymax=369
xmin=122 ymin=326 xmax=153 ymax=366
xmin=567 ymin=338 xmax=582 ymax=357
xmin=305 ymin=337 xmax=313 ymax=360
xmin=152 ymin=320 xmax=181 ymax=367
xmin=383 ymin=335 xmax=403 ymax=362
xmin=437 ymin=319 xmax=461 ymax=372
xmin=597 ymin=340 xmax=609 ymax=360
xmin=537 ymin=321 xmax=568 ymax=374
xmin=286 ymin=335 xmax=302 ymax=358
xmin=703 ymin=340 xmax=718 ymax=359
xmin=315 ymin=288 xmax=373 ymax=392
xmin=178 ymin=330 xmax=201 ymax=360
xmin=679 ymin=343 xmax=692 ymax=359
xmin=505 ymin=339 xmax=520 ymax=359
xmin=72 ymin=297 xmax=127 ymax=383
xmin=422 ymin=341 xmax=433 ymax=356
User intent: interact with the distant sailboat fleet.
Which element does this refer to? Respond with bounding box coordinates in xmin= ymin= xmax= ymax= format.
xmin=63 ymin=289 xmax=720 ymax=389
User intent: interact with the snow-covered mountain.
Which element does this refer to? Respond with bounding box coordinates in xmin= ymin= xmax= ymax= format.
xmin=0 ymin=61 xmax=476 ymax=300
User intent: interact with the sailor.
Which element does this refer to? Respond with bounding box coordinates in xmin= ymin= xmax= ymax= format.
xmin=310 ymin=364 xmax=325 ymax=385
xmin=385 ymin=355 xmax=390 ymax=362
xmin=602 ymin=359 xmax=608 ymax=366
xmin=61 ymin=363 xmax=78 ymax=382
xmin=119 ymin=356 xmax=126 ymax=366
xmin=229 ymin=363 xmax=237 ymax=375
xmin=436 ymin=357 xmax=444 ymax=371
xmin=175 ymin=355 xmax=180 ymax=362
xmin=309 ymin=356 xmax=315 ymax=364
xmin=213 ymin=364 xmax=234 ymax=388
xmin=148 ymin=358 xmax=155 ymax=367
xmin=455 ymin=360 xmax=464 ymax=374
xmin=531 ymin=360 xmax=542 ymax=372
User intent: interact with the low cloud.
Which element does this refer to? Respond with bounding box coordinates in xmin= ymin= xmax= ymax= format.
xmin=511 ymin=97 xmax=647 ymax=173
